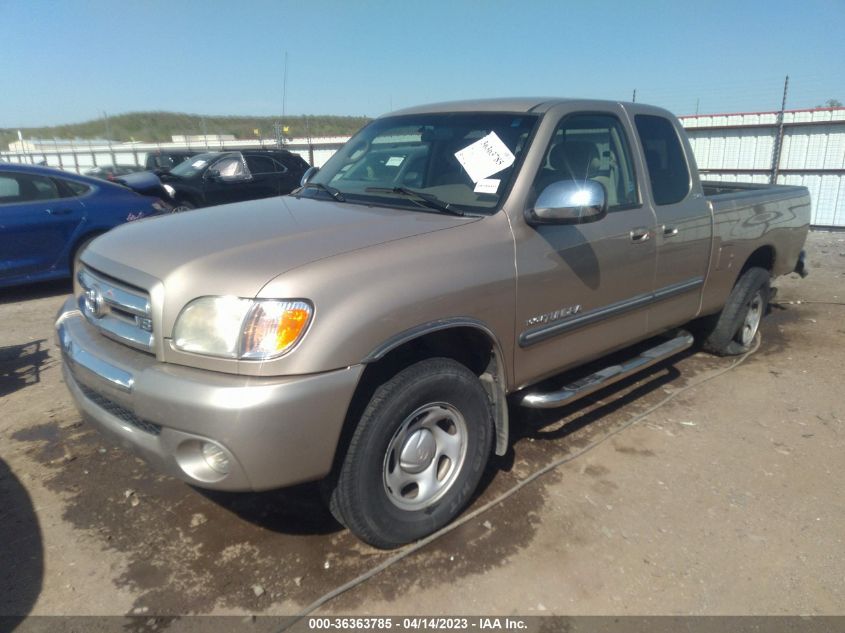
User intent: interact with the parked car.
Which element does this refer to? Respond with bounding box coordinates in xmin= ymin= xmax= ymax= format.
xmin=83 ymin=164 xmax=141 ymax=181
xmin=57 ymin=98 xmax=810 ymax=548
xmin=144 ymin=150 xmax=199 ymax=174
xmin=153 ymin=149 xmax=309 ymax=211
xmin=0 ymin=164 xmax=171 ymax=287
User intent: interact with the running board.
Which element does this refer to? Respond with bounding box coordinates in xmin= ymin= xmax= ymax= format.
xmin=519 ymin=331 xmax=694 ymax=409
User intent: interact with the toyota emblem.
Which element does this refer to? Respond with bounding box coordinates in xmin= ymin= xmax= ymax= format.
xmin=84 ymin=287 xmax=106 ymax=318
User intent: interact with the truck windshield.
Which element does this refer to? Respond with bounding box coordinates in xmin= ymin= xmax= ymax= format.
xmin=307 ymin=113 xmax=539 ymax=214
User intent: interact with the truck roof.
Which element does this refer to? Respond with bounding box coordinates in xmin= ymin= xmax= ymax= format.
xmin=388 ymin=97 xmax=673 ymax=118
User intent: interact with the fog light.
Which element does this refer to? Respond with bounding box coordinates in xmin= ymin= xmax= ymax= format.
xmin=201 ymin=442 xmax=230 ymax=474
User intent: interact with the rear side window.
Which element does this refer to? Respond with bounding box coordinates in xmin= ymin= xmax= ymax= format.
xmin=245 ymin=155 xmax=280 ymax=174
xmin=634 ymin=114 xmax=690 ymax=205
xmin=59 ymin=179 xmax=91 ymax=197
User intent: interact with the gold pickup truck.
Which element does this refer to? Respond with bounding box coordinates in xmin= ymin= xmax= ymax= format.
xmin=56 ymin=98 xmax=810 ymax=548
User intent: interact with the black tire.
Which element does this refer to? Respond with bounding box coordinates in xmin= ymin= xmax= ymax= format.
xmin=172 ymin=199 xmax=196 ymax=212
xmin=328 ymin=357 xmax=493 ymax=549
xmin=700 ymin=266 xmax=770 ymax=356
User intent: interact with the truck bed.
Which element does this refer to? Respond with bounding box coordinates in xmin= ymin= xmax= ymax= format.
xmin=702 ymin=179 xmax=808 ymax=201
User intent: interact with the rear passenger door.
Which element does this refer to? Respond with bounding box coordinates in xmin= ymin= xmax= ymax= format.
xmin=244 ymin=154 xmax=285 ymax=200
xmin=0 ymin=171 xmax=84 ymax=280
xmin=631 ymin=112 xmax=712 ymax=333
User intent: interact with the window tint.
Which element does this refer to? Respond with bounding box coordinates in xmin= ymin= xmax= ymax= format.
xmin=245 ymin=155 xmax=278 ymax=174
xmin=634 ymin=114 xmax=690 ymax=205
xmin=0 ymin=174 xmax=60 ymax=203
xmin=0 ymin=175 xmax=20 ymax=200
xmin=28 ymin=175 xmax=60 ymax=200
xmin=60 ymin=179 xmax=91 ymax=197
xmin=532 ymin=113 xmax=638 ymax=210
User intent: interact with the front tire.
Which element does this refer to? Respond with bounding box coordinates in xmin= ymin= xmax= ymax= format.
xmin=700 ymin=266 xmax=770 ymax=356
xmin=328 ymin=358 xmax=493 ymax=549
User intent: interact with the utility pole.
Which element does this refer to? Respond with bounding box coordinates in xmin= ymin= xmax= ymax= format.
xmin=695 ymin=98 xmax=700 ymax=115
xmin=632 ymin=89 xmax=636 ymax=103
xmin=282 ymin=51 xmax=288 ymax=120
xmin=102 ymin=111 xmax=115 ymax=165
xmin=770 ymin=75 xmax=789 ymax=184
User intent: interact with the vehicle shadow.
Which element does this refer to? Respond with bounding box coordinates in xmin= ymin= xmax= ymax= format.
xmin=0 ymin=340 xmax=52 ymax=398
xmin=196 ymin=481 xmax=343 ymax=536
xmin=0 ymin=458 xmax=44 ymax=627
xmin=0 ymin=279 xmax=71 ymax=306
xmin=479 ymin=340 xmax=699 ymax=493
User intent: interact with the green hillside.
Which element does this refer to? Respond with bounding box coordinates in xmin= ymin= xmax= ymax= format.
xmin=1 ymin=112 xmax=372 ymax=148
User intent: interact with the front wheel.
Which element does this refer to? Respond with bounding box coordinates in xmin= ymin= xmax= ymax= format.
xmin=328 ymin=358 xmax=493 ymax=549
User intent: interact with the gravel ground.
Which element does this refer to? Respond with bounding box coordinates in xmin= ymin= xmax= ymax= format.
xmin=1 ymin=231 xmax=843 ymax=621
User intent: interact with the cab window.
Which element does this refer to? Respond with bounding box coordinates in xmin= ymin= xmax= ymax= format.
xmin=533 ymin=113 xmax=639 ymax=211
xmin=634 ymin=114 xmax=691 ymax=205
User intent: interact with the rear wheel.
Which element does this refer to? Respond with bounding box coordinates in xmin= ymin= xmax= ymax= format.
xmin=700 ymin=266 xmax=770 ymax=356
xmin=328 ymin=358 xmax=493 ymax=549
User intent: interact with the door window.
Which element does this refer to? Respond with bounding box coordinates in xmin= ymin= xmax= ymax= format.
xmin=245 ymin=155 xmax=279 ymax=175
xmin=57 ymin=179 xmax=91 ymax=198
xmin=634 ymin=114 xmax=691 ymax=205
xmin=0 ymin=173 xmax=60 ymax=204
xmin=0 ymin=175 xmax=20 ymax=202
xmin=212 ymin=156 xmax=248 ymax=179
xmin=532 ymin=113 xmax=639 ymax=211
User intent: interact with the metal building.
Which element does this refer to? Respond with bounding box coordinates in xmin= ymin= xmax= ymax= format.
xmin=680 ymin=107 xmax=845 ymax=228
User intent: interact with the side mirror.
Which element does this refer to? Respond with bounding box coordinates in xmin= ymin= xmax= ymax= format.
xmin=300 ymin=166 xmax=319 ymax=186
xmin=205 ymin=168 xmax=221 ymax=182
xmin=526 ymin=180 xmax=607 ymax=225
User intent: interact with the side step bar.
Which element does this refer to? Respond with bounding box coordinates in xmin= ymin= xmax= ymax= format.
xmin=519 ymin=331 xmax=694 ymax=409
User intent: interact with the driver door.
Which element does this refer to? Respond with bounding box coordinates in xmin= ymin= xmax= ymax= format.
xmin=202 ymin=154 xmax=252 ymax=206
xmin=512 ymin=109 xmax=658 ymax=386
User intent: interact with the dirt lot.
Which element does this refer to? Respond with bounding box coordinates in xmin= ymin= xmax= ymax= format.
xmin=1 ymin=231 xmax=843 ymax=620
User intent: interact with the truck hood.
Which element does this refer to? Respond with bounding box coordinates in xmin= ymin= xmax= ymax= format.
xmin=82 ymin=195 xmax=478 ymax=300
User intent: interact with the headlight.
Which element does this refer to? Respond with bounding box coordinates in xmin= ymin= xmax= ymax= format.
xmin=163 ymin=183 xmax=176 ymax=199
xmin=173 ymin=297 xmax=312 ymax=359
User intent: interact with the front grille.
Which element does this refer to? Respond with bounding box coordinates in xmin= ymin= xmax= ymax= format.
xmin=78 ymin=383 xmax=162 ymax=436
xmin=77 ymin=267 xmax=154 ymax=353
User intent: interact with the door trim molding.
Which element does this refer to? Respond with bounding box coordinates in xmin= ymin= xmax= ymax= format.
xmin=518 ymin=276 xmax=704 ymax=348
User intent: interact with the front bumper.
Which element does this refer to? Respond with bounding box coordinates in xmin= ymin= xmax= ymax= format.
xmin=55 ymin=297 xmax=363 ymax=491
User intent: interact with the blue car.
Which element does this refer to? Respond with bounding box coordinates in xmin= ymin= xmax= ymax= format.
xmin=0 ymin=164 xmax=171 ymax=288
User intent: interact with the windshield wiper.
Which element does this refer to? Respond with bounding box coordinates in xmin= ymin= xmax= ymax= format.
xmin=293 ymin=182 xmax=346 ymax=202
xmin=364 ymin=187 xmax=466 ymax=216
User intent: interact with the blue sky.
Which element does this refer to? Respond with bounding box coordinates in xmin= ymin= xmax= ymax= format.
xmin=3 ymin=0 xmax=844 ymax=127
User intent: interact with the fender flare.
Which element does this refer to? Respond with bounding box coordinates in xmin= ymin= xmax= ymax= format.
xmin=362 ymin=317 xmax=510 ymax=456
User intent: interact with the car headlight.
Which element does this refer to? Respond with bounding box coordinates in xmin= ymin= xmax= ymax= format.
xmin=163 ymin=183 xmax=176 ymax=199
xmin=172 ymin=297 xmax=312 ymax=359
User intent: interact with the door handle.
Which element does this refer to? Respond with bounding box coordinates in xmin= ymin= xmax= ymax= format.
xmin=662 ymin=225 xmax=679 ymax=237
xmin=629 ymin=227 xmax=650 ymax=243
xmin=46 ymin=208 xmax=74 ymax=216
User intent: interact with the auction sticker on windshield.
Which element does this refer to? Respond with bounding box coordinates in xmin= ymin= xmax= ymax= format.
xmin=454 ymin=132 xmax=515 ymax=183
xmin=474 ymin=178 xmax=500 ymax=194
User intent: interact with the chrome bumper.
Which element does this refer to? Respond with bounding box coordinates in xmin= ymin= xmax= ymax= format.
xmin=55 ymin=297 xmax=363 ymax=491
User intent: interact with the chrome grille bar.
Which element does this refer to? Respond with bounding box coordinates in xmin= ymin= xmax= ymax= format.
xmin=77 ymin=267 xmax=154 ymax=353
